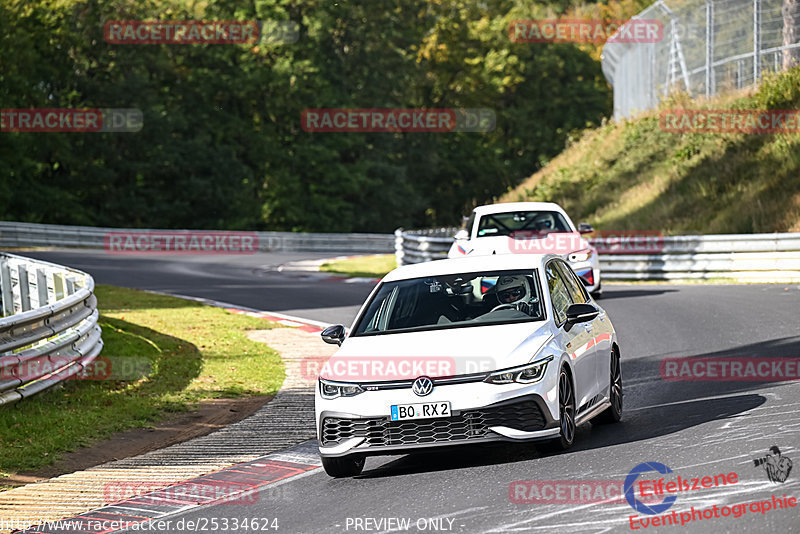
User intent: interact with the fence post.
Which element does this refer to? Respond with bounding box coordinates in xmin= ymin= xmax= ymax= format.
xmin=738 ymin=59 xmax=744 ymax=88
xmin=705 ymin=0 xmax=715 ymax=97
xmin=754 ymin=0 xmax=762 ymax=83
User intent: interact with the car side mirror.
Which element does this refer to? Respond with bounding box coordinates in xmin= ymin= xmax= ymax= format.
xmin=578 ymin=222 xmax=594 ymax=235
xmin=454 ymin=229 xmax=469 ymax=240
xmin=564 ymin=303 xmax=599 ymax=332
xmin=321 ymin=324 xmax=346 ymax=346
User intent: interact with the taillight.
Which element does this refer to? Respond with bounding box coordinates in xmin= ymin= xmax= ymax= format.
xmin=575 ymin=268 xmax=594 ymax=286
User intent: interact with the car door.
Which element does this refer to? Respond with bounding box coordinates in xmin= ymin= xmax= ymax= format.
xmin=544 ymin=260 xmax=595 ymax=410
xmin=554 ymin=260 xmax=609 ymax=401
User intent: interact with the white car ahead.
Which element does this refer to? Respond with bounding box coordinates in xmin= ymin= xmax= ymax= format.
xmin=447 ymin=202 xmax=602 ymax=297
xmin=316 ymin=253 xmax=622 ymax=477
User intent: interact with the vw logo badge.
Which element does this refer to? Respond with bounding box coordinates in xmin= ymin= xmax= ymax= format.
xmin=412 ymin=376 xmax=434 ymax=397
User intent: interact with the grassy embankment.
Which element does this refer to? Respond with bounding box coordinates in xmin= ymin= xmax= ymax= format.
xmin=501 ymin=67 xmax=800 ymax=234
xmin=0 ymin=286 xmax=283 ymax=483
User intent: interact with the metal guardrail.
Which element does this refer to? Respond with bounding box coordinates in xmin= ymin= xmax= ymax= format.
xmin=0 ymin=253 xmax=102 ymax=406
xmin=0 ymin=221 xmax=394 ymax=254
xmin=394 ymin=228 xmax=458 ymax=264
xmin=395 ymin=228 xmax=800 ymax=282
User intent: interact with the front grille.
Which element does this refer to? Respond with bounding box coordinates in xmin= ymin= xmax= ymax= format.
xmin=322 ymin=399 xmax=545 ymax=447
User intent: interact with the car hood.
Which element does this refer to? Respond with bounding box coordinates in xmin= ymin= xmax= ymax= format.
xmin=463 ymin=236 xmax=512 ymax=255
xmin=324 ymin=321 xmax=555 ymax=381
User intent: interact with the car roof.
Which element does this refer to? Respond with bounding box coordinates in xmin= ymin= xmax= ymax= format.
xmin=472 ymin=202 xmax=568 ymax=216
xmin=383 ymin=254 xmax=562 ymax=282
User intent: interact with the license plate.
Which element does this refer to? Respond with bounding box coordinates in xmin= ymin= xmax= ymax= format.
xmin=390 ymin=401 xmax=451 ymax=421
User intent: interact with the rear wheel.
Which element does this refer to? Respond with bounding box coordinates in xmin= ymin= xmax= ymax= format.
xmin=546 ymin=368 xmax=576 ymax=451
xmin=593 ymin=347 xmax=622 ymax=425
xmin=321 ymin=455 xmax=365 ymax=478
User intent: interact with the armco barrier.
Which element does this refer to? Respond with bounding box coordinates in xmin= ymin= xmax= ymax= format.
xmin=395 ymin=228 xmax=800 ymax=283
xmin=394 ymin=227 xmax=458 ymax=265
xmin=0 ymin=253 xmax=102 ymax=406
xmin=0 ymin=221 xmax=394 ymax=254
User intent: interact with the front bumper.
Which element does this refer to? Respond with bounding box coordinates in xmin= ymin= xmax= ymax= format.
xmin=317 ymin=390 xmax=559 ymax=458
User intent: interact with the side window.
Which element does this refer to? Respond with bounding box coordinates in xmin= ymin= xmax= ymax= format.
xmin=545 ymin=262 xmax=571 ymax=324
xmin=555 ymin=261 xmax=589 ymax=304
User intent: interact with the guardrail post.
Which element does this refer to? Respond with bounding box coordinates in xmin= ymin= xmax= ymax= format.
xmin=53 ymin=272 xmax=65 ymax=301
xmin=65 ymin=276 xmax=75 ymax=295
xmin=395 ymin=228 xmax=406 ymax=267
xmin=0 ymin=259 xmax=12 ymax=317
xmin=9 ymin=262 xmax=23 ymax=314
xmin=46 ymin=270 xmax=57 ymax=304
xmin=35 ymin=268 xmax=48 ymax=308
xmin=17 ymin=264 xmax=31 ymax=312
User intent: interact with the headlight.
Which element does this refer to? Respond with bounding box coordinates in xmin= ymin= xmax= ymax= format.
xmin=484 ymin=356 xmax=554 ymax=385
xmin=319 ymin=379 xmax=364 ymax=399
xmin=569 ymin=248 xmax=593 ymax=262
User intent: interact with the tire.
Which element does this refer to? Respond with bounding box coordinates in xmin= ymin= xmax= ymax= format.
xmin=590 ymin=282 xmax=603 ymax=299
xmin=592 ymin=347 xmax=623 ymax=425
xmin=321 ymin=455 xmax=365 ymax=478
xmin=546 ymin=368 xmax=576 ymax=451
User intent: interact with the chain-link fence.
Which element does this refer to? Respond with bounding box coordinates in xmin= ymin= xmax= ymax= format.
xmin=602 ymin=0 xmax=800 ymax=118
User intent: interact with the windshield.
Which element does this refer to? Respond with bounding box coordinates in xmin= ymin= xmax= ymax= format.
xmin=476 ymin=211 xmax=572 ymax=237
xmin=352 ymin=269 xmax=545 ymax=336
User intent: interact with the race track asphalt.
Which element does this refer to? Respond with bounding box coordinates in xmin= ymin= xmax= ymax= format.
xmin=18 ymin=250 xmax=800 ymax=533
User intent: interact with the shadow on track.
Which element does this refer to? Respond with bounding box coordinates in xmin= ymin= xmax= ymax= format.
xmin=356 ymin=391 xmax=764 ymax=479
xmin=597 ymin=288 xmax=679 ymax=300
xmin=357 ymin=336 xmax=800 ymax=478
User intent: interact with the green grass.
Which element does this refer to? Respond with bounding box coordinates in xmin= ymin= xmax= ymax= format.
xmin=0 ymin=285 xmax=284 ymax=479
xmin=502 ymin=66 xmax=800 ymax=234
xmin=320 ymin=255 xmax=397 ymax=278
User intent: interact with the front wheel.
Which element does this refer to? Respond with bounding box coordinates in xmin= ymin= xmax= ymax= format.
xmin=592 ymin=347 xmax=622 ymax=425
xmin=321 ymin=455 xmax=365 ymax=478
xmin=545 ymin=368 xmax=576 ymax=451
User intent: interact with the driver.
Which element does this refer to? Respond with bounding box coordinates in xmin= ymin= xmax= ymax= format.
xmin=495 ymin=275 xmax=535 ymax=315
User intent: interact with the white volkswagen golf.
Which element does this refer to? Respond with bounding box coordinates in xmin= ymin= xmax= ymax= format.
xmin=316 ymin=254 xmax=622 ymax=477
